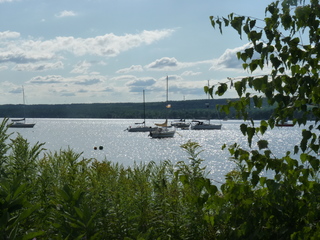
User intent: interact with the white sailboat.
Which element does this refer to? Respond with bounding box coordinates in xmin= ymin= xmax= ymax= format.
xmin=171 ymin=119 xmax=190 ymax=130
xmin=9 ymin=86 xmax=35 ymax=128
xmin=149 ymin=76 xmax=176 ymax=138
xmin=171 ymin=96 xmax=190 ymax=129
xmin=126 ymin=90 xmax=156 ymax=132
xmin=149 ymin=119 xmax=175 ymax=138
xmin=191 ymin=120 xmax=222 ymax=130
xmin=191 ymin=80 xmax=221 ymax=130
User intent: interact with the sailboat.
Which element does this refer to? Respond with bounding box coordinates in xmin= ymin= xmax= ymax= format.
xmin=126 ymin=90 xmax=156 ymax=132
xmin=171 ymin=119 xmax=190 ymax=129
xmin=190 ymin=119 xmax=222 ymax=130
xmin=190 ymin=80 xmax=221 ymax=130
xmin=171 ymin=96 xmax=190 ymax=129
xmin=149 ymin=76 xmax=176 ymax=138
xmin=9 ymin=86 xmax=35 ymax=128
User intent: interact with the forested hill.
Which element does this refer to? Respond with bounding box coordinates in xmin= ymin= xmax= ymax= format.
xmin=0 ymin=98 xmax=275 ymax=120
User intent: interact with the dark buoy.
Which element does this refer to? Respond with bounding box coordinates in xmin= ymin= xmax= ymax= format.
xmin=99 ymin=146 xmax=103 ymax=150
xmin=94 ymin=147 xmax=97 ymax=150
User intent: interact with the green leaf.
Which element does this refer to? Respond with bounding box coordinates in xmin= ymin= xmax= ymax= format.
xmin=250 ymin=19 xmax=256 ymax=29
xmin=215 ymin=83 xmax=228 ymax=96
xmin=240 ymin=123 xmax=247 ymax=136
xmin=209 ymin=16 xmax=215 ymax=28
xmin=257 ymin=140 xmax=268 ymax=150
xmin=223 ymin=17 xmax=229 ymax=26
xmin=234 ymin=81 xmax=243 ymax=97
xmin=245 ymin=47 xmax=254 ymax=59
xmin=22 ymin=231 xmax=45 ymax=240
xmin=251 ymin=171 xmax=260 ymax=186
xmin=309 ymin=157 xmax=320 ymax=171
xmin=231 ymin=16 xmax=245 ymax=38
xmin=247 ymin=127 xmax=255 ymax=147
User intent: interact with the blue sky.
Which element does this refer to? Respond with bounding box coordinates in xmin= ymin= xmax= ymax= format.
xmin=0 ymin=0 xmax=273 ymax=104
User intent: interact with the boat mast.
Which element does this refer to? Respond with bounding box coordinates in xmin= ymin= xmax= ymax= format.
xmin=22 ymin=86 xmax=26 ymax=120
xmin=165 ymin=76 xmax=170 ymax=123
xmin=143 ymin=89 xmax=146 ymax=127
xmin=22 ymin=86 xmax=25 ymax=104
xmin=207 ymin=80 xmax=210 ymax=100
xmin=166 ymin=75 xmax=169 ymax=102
xmin=206 ymin=81 xmax=210 ymax=122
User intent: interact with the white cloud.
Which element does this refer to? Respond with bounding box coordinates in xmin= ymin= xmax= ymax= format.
xmin=210 ymin=43 xmax=272 ymax=77
xmin=25 ymin=74 xmax=109 ymax=99
xmin=27 ymin=74 xmax=106 ymax=86
xmin=55 ymin=10 xmax=76 ymax=18
xmin=0 ymin=29 xmax=175 ymax=65
xmin=116 ymin=65 xmax=143 ymax=74
xmin=126 ymin=77 xmax=156 ymax=92
xmin=74 ymin=77 xmax=102 ymax=86
xmin=0 ymin=31 xmax=20 ymax=39
xmin=71 ymin=61 xmax=92 ymax=74
xmin=211 ymin=43 xmax=252 ymax=71
xmin=145 ymin=57 xmax=179 ymax=71
xmin=145 ymin=57 xmax=212 ymax=71
xmin=181 ymin=70 xmax=202 ymax=76
xmin=28 ymin=75 xmax=66 ymax=84
xmin=13 ymin=61 xmax=64 ymax=72
xmin=0 ymin=66 xmax=8 ymax=71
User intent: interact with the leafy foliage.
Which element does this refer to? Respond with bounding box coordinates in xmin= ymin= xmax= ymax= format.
xmin=206 ymin=0 xmax=320 ymax=238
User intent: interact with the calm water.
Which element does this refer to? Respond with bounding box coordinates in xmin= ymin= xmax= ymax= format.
xmin=5 ymin=118 xmax=304 ymax=183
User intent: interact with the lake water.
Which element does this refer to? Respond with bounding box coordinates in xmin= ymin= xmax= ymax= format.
xmin=5 ymin=118 xmax=304 ymax=183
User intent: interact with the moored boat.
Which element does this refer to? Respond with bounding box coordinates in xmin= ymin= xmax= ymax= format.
xmin=149 ymin=76 xmax=175 ymax=138
xmin=9 ymin=118 xmax=35 ymax=128
xmin=149 ymin=120 xmax=175 ymax=138
xmin=127 ymin=122 xmax=157 ymax=132
xmin=171 ymin=119 xmax=190 ymax=129
xmin=191 ymin=120 xmax=222 ymax=130
xmin=8 ymin=87 xmax=35 ymax=128
xmin=126 ymin=90 xmax=155 ymax=132
xmin=275 ymin=122 xmax=294 ymax=127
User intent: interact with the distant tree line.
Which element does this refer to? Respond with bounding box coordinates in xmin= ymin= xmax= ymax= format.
xmin=0 ymin=98 xmax=276 ymax=120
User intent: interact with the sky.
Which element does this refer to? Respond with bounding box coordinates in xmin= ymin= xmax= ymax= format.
xmin=0 ymin=0 xmax=274 ymax=105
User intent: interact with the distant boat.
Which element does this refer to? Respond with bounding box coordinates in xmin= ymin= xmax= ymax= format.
xmin=127 ymin=121 xmax=156 ymax=132
xmin=9 ymin=86 xmax=35 ymax=128
xmin=191 ymin=120 xmax=222 ymax=130
xmin=171 ymin=119 xmax=190 ymax=130
xmin=275 ymin=118 xmax=294 ymax=127
xmin=126 ymin=90 xmax=156 ymax=132
xmin=149 ymin=76 xmax=175 ymax=138
xmin=275 ymin=122 xmax=294 ymax=127
xmin=171 ymin=96 xmax=190 ymax=129
xmin=149 ymin=119 xmax=176 ymax=138
xmin=190 ymin=80 xmax=222 ymax=131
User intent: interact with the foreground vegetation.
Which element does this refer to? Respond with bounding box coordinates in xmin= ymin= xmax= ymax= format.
xmin=1 ymin=114 xmax=320 ymax=239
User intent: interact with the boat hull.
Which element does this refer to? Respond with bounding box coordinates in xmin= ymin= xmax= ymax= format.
xmin=128 ymin=126 xmax=157 ymax=132
xmin=171 ymin=120 xmax=190 ymax=129
xmin=9 ymin=123 xmax=35 ymax=128
xmin=149 ymin=127 xmax=175 ymax=138
xmin=191 ymin=124 xmax=222 ymax=130
xmin=275 ymin=123 xmax=294 ymax=127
